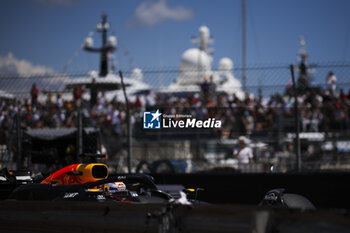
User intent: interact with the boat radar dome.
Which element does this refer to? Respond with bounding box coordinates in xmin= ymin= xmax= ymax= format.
xmin=130 ymin=68 xmax=143 ymax=81
xmin=178 ymin=48 xmax=212 ymax=85
xmin=219 ymin=57 xmax=233 ymax=74
xmin=84 ymin=37 xmax=94 ymax=49
xmin=107 ymin=36 xmax=117 ymax=48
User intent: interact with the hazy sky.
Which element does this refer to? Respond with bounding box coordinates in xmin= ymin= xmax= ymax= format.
xmin=1 ymin=0 xmax=350 ymax=77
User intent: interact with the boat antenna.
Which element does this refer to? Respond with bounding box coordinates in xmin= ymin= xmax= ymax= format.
xmin=242 ymin=0 xmax=247 ymax=92
xmin=83 ymin=14 xmax=117 ymax=77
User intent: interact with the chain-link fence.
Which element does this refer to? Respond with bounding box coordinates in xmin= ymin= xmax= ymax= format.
xmin=1 ymin=62 xmax=350 ymax=173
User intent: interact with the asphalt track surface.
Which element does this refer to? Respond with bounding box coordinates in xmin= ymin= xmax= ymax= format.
xmin=0 ymin=201 xmax=350 ymax=233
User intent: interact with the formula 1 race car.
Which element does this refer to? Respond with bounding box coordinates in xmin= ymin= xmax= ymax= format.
xmin=9 ymin=174 xmax=174 ymax=203
xmin=2 ymin=163 xmax=316 ymax=209
xmin=6 ymin=163 xmax=173 ymax=203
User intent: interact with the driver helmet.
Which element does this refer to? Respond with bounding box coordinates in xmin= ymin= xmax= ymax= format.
xmin=103 ymin=182 xmax=128 ymax=198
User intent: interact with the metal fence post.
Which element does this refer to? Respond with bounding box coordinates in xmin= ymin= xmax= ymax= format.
xmin=119 ymin=70 xmax=132 ymax=174
xmin=16 ymin=106 xmax=21 ymax=170
xmin=77 ymin=109 xmax=83 ymax=162
xmin=290 ymin=64 xmax=302 ymax=172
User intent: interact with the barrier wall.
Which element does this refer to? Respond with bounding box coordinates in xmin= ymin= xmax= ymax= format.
xmin=151 ymin=172 xmax=350 ymax=209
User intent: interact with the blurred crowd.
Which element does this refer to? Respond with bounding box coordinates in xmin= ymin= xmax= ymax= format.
xmin=1 ymin=78 xmax=350 ymax=147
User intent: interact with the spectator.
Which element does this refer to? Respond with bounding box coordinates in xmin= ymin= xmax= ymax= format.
xmin=56 ymin=93 xmax=64 ymax=109
xmin=326 ymin=71 xmax=337 ymax=97
xmin=90 ymin=78 xmax=98 ymax=107
xmin=208 ymin=75 xmax=217 ymax=104
xmin=233 ymin=136 xmax=254 ymax=164
xmin=297 ymin=54 xmax=309 ymax=92
xmin=30 ymin=83 xmax=39 ymax=108
xmin=145 ymin=90 xmax=156 ymax=107
xmin=200 ymin=77 xmax=210 ymax=104
xmin=98 ymin=91 xmax=107 ymax=108
xmin=73 ymin=85 xmax=84 ymax=108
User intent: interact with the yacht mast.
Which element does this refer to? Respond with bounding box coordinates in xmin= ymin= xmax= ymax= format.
xmin=242 ymin=0 xmax=247 ymax=92
xmin=83 ymin=14 xmax=117 ymax=77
